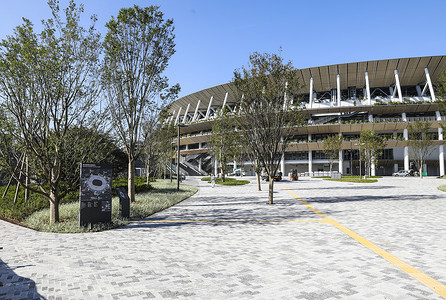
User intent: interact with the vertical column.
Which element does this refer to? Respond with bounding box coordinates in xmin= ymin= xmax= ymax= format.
xmin=281 ymin=153 xmax=285 ymax=175
xmin=337 ymin=74 xmax=341 ymax=107
xmin=198 ymin=158 xmax=202 ymax=172
xmin=205 ymin=96 xmax=214 ymax=119
xmin=308 ymin=150 xmax=313 ymax=174
xmin=402 ymin=112 xmax=407 ymax=122
xmin=182 ymin=103 xmax=190 ymax=124
xmin=437 ymin=111 xmax=445 ymax=176
xmin=169 ymin=109 xmax=175 ymax=124
xmin=308 ymin=134 xmax=312 ymax=174
xmin=309 ymin=77 xmax=314 ymax=108
xmin=404 ymin=127 xmax=409 ymax=171
xmin=174 ymin=107 xmax=182 ymax=125
xmin=439 ymin=133 xmax=444 ymax=176
xmin=214 ymin=157 xmax=218 ymax=176
xmin=416 ymin=85 xmax=422 ymax=97
xmin=371 ymin=157 xmax=376 ymax=176
xmin=221 ymin=92 xmax=228 ymax=115
xmin=395 ymin=69 xmax=403 ymax=102
xmin=425 ymin=68 xmax=436 ymax=101
xmin=368 ymin=114 xmax=373 ymax=122
xmin=389 ymin=86 xmax=394 ymax=99
xmin=365 ymin=72 xmax=371 ymax=103
xmin=192 ymin=100 xmax=201 ymax=122
xmin=338 ymin=150 xmax=343 ymax=174
xmin=338 ymin=133 xmax=343 ymax=173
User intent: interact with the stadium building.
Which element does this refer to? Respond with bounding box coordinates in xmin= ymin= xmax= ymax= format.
xmin=166 ymin=56 xmax=446 ymax=177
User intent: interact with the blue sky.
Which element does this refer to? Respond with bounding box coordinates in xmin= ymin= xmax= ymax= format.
xmin=1 ymin=0 xmax=445 ymax=98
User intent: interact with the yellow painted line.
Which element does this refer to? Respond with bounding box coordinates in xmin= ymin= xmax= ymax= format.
xmin=130 ymin=219 xmax=322 ymax=224
xmin=283 ymin=187 xmax=446 ymax=298
xmin=283 ymin=188 xmax=327 ymax=218
xmin=323 ymin=217 xmax=446 ymax=298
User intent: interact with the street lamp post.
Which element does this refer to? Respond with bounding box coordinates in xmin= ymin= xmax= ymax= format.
xmin=170 ymin=137 xmax=173 ymax=183
xmin=177 ymin=123 xmax=186 ymax=191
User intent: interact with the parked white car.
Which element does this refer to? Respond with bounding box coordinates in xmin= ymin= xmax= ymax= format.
xmin=392 ymin=170 xmax=410 ymax=176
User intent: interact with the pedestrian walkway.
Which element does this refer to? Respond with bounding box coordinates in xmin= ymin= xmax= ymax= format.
xmin=1 ymin=176 xmax=445 ymax=299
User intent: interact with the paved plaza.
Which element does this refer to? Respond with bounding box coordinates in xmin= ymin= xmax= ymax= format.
xmin=1 ymin=176 xmax=446 ymax=299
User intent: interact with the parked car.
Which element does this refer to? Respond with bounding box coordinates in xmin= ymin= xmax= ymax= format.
xmin=392 ymin=170 xmax=410 ymax=177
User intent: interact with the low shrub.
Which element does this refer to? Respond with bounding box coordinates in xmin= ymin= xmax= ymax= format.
xmin=201 ymin=177 xmax=250 ymax=185
xmin=22 ymin=179 xmax=198 ymax=233
xmin=0 ymin=176 xmax=153 ymax=222
xmin=0 ymin=185 xmax=76 ymax=221
xmin=112 ymin=176 xmax=153 ymax=195
xmin=437 ymin=184 xmax=446 ymax=192
xmin=325 ymin=178 xmax=378 ymax=183
xmin=341 ymin=175 xmax=382 ymax=179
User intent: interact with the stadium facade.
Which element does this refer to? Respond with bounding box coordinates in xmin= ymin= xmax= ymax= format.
xmin=166 ymin=56 xmax=446 ymax=177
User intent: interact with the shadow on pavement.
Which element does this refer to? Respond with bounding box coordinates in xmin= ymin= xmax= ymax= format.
xmin=303 ymin=193 xmax=444 ymax=204
xmin=0 ymin=259 xmax=44 ymax=300
xmin=124 ymin=193 xmax=343 ymax=229
xmin=295 ymin=186 xmax=394 ymax=190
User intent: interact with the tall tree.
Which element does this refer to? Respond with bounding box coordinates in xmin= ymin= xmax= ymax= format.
xmin=102 ymin=5 xmax=179 ymax=202
xmin=0 ymin=0 xmax=102 ymax=223
xmin=408 ymin=121 xmax=435 ymax=178
xmin=209 ymin=108 xmax=241 ymax=182
xmin=322 ymin=135 xmax=343 ymax=173
xmin=358 ymin=130 xmax=384 ymax=177
xmin=233 ymin=51 xmax=303 ymax=204
xmin=143 ymin=121 xmax=175 ymax=182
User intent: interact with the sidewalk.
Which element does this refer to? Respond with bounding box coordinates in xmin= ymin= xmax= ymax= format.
xmin=1 ymin=176 xmax=445 ymax=299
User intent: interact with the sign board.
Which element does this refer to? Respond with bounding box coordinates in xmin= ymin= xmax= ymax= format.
xmin=79 ymin=164 xmax=113 ymax=227
xmin=115 ymin=187 xmax=130 ymax=219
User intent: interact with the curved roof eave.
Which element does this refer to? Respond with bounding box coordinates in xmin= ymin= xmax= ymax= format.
xmin=169 ymin=55 xmax=446 ymax=113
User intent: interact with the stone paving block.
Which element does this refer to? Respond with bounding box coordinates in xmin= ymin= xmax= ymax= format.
xmin=0 ymin=177 xmax=445 ymax=299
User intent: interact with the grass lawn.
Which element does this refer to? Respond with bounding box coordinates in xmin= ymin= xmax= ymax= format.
xmin=314 ymin=175 xmax=382 ymax=179
xmin=201 ymin=177 xmax=250 ymax=185
xmin=22 ymin=179 xmax=198 ymax=233
xmin=437 ymin=184 xmax=446 ymax=192
xmin=324 ymin=178 xmax=378 ymax=183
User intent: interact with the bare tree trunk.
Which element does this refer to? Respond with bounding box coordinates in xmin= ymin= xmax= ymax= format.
xmin=25 ymin=156 xmax=29 ymax=202
xmin=146 ymin=162 xmax=150 ymax=184
xmin=220 ymin=154 xmax=225 ymax=182
xmin=49 ymin=161 xmax=61 ymax=224
xmin=13 ymin=183 xmax=20 ymax=204
xmin=255 ymin=159 xmax=261 ymax=191
xmin=268 ymin=175 xmax=274 ymax=204
xmin=220 ymin=162 xmax=226 ymax=183
xmin=256 ymin=172 xmax=261 ymax=191
xmin=128 ymin=159 xmax=136 ymax=203
xmin=49 ymin=188 xmax=60 ymax=224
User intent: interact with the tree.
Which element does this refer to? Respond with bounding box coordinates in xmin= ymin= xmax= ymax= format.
xmin=0 ymin=0 xmax=103 ymax=223
xmin=233 ymin=51 xmax=303 ymax=204
xmin=209 ymin=108 xmax=241 ymax=182
xmin=435 ymin=69 xmax=446 ymax=105
xmin=102 ymin=5 xmax=179 ymax=202
xmin=408 ymin=121 xmax=435 ymax=178
xmin=322 ymin=135 xmax=343 ymax=173
xmin=143 ymin=122 xmax=175 ymax=182
xmin=358 ymin=130 xmax=384 ymax=177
